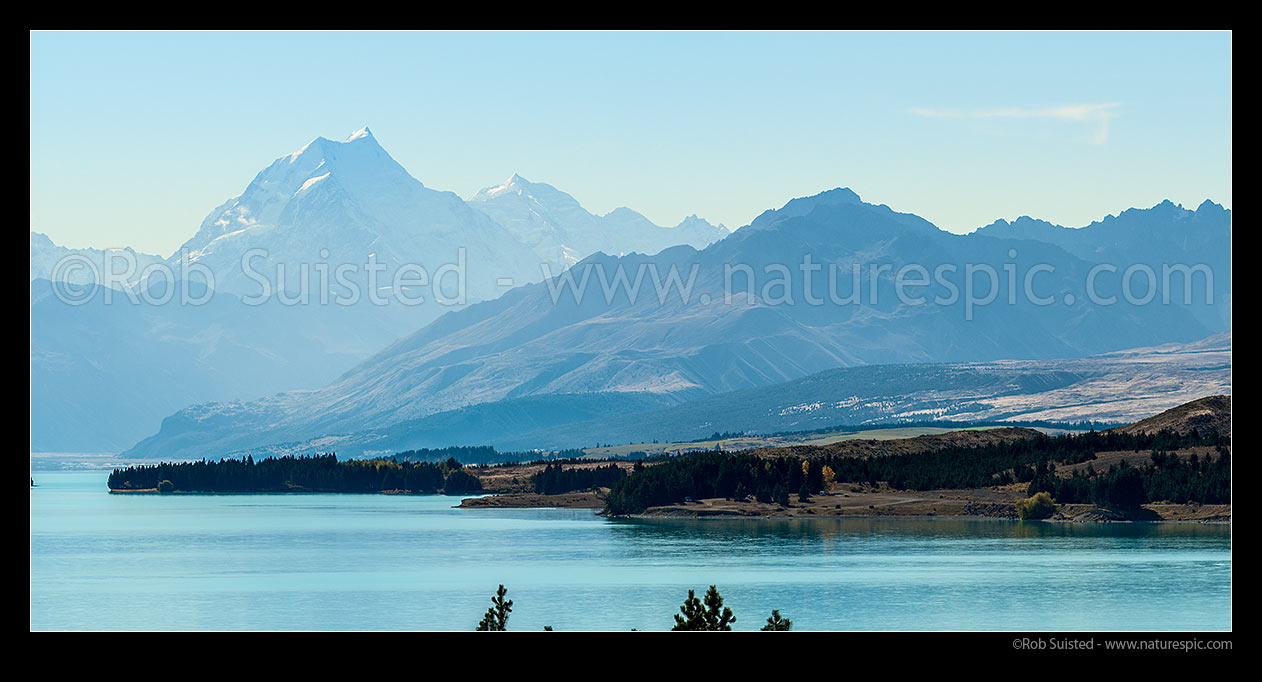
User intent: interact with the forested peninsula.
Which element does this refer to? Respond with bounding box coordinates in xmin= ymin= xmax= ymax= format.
xmin=108 ymin=454 xmax=483 ymax=495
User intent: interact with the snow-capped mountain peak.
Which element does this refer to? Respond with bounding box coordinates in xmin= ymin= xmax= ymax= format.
xmin=168 ymin=127 xmax=538 ymax=308
xmin=184 ymin=127 xmax=422 ymax=247
xmin=346 ymin=125 xmax=375 ymax=142
xmin=475 ymin=173 xmax=536 ymax=199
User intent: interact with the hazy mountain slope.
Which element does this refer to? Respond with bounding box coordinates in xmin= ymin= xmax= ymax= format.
xmin=130 ymin=332 xmax=1229 ymax=459
xmin=30 ymin=279 xmax=361 ymax=452
xmin=509 ymin=334 xmax=1230 ymax=450
xmin=203 ymin=392 xmax=677 ymax=460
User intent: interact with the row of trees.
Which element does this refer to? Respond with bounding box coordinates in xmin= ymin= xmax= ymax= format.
xmin=474 ymin=584 xmax=791 ymax=631
xmin=605 ymin=453 xmax=833 ymax=514
xmin=604 ymin=429 xmax=1230 ymax=514
xmin=1025 ymin=449 xmax=1231 ymax=507
xmin=393 ymin=446 xmax=499 ymax=465
xmin=532 ymin=463 xmax=627 ymax=495
xmin=107 ymin=454 xmax=483 ymax=495
xmin=832 ymin=429 xmax=1227 ymax=492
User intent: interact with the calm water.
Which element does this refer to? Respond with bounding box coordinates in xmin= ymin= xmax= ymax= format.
xmin=30 ymin=471 xmax=1231 ymax=631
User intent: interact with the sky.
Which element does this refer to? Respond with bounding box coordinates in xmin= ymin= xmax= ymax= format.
xmin=30 ymin=30 xmax=1232 ymax=256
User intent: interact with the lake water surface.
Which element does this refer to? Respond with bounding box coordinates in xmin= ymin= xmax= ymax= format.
xmin=30 ymin=471 xmax=1231 ymax=631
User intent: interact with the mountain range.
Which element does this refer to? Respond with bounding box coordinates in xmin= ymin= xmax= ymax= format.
xmin=118 ymin=184 xmax=1231 ymax=461
xmin=30 ymin=127 xmax=731 ymax=453
xmin=170 ymin=127 xmax=728 ymax=314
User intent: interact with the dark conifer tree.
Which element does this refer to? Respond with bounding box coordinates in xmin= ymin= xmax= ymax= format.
xmin=671 ymin=585 xmax=736 ymax=631
xmin=476 ymin=584 xmax=512 ymax=631
xmin=761 ymin=609 xmax=793 ymax=631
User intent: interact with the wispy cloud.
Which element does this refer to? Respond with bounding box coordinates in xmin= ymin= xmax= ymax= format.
xmin=910 ymin=103 xmax=1121 ymax=144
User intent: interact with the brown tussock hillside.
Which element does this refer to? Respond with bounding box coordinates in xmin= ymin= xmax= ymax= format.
xmin=1112 ymin=395 xmax=1231 ymax=436
xmin=749 ymin=426 xmax=1044 ymax=460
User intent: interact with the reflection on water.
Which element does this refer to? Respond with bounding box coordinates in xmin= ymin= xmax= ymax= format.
xmin=31 ymin=471 xmax=1230 ymax=631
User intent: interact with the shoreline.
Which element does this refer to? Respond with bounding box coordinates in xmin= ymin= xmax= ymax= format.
xmin=616 ymin=510 xmax=1232 ymax=525
xmin=106 ymin=488 xmax=475 ymax=497
xmin=460 ymin=488 xmax=1230 ymax=524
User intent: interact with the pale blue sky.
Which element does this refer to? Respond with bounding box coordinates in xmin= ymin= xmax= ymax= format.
xmin=30 ymin=30 xmax=1231 ymax=256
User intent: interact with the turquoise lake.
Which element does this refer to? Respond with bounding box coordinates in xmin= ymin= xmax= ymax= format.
xmin=30 ymin=470 xmax=1231 ymax=631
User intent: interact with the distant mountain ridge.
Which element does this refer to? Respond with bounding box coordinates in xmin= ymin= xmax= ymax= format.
xmin=30 ymin=231 xmax=163 ymax=285
xmin=468 ymin=173 xmax=729 ymax=271
xmin=974 ymin=199 xmax=1230 ymax=329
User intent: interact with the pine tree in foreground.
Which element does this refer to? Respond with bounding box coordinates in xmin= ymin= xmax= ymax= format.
xmin=476 ymin=584 xmax=513 ymax=631
xmin=672 ymin=589 xmax=705 ymax=630
xmin=671 ymin=585 xmax=736 ymax=631
xmin=761 ymin=609 xmax=793 ymax=631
